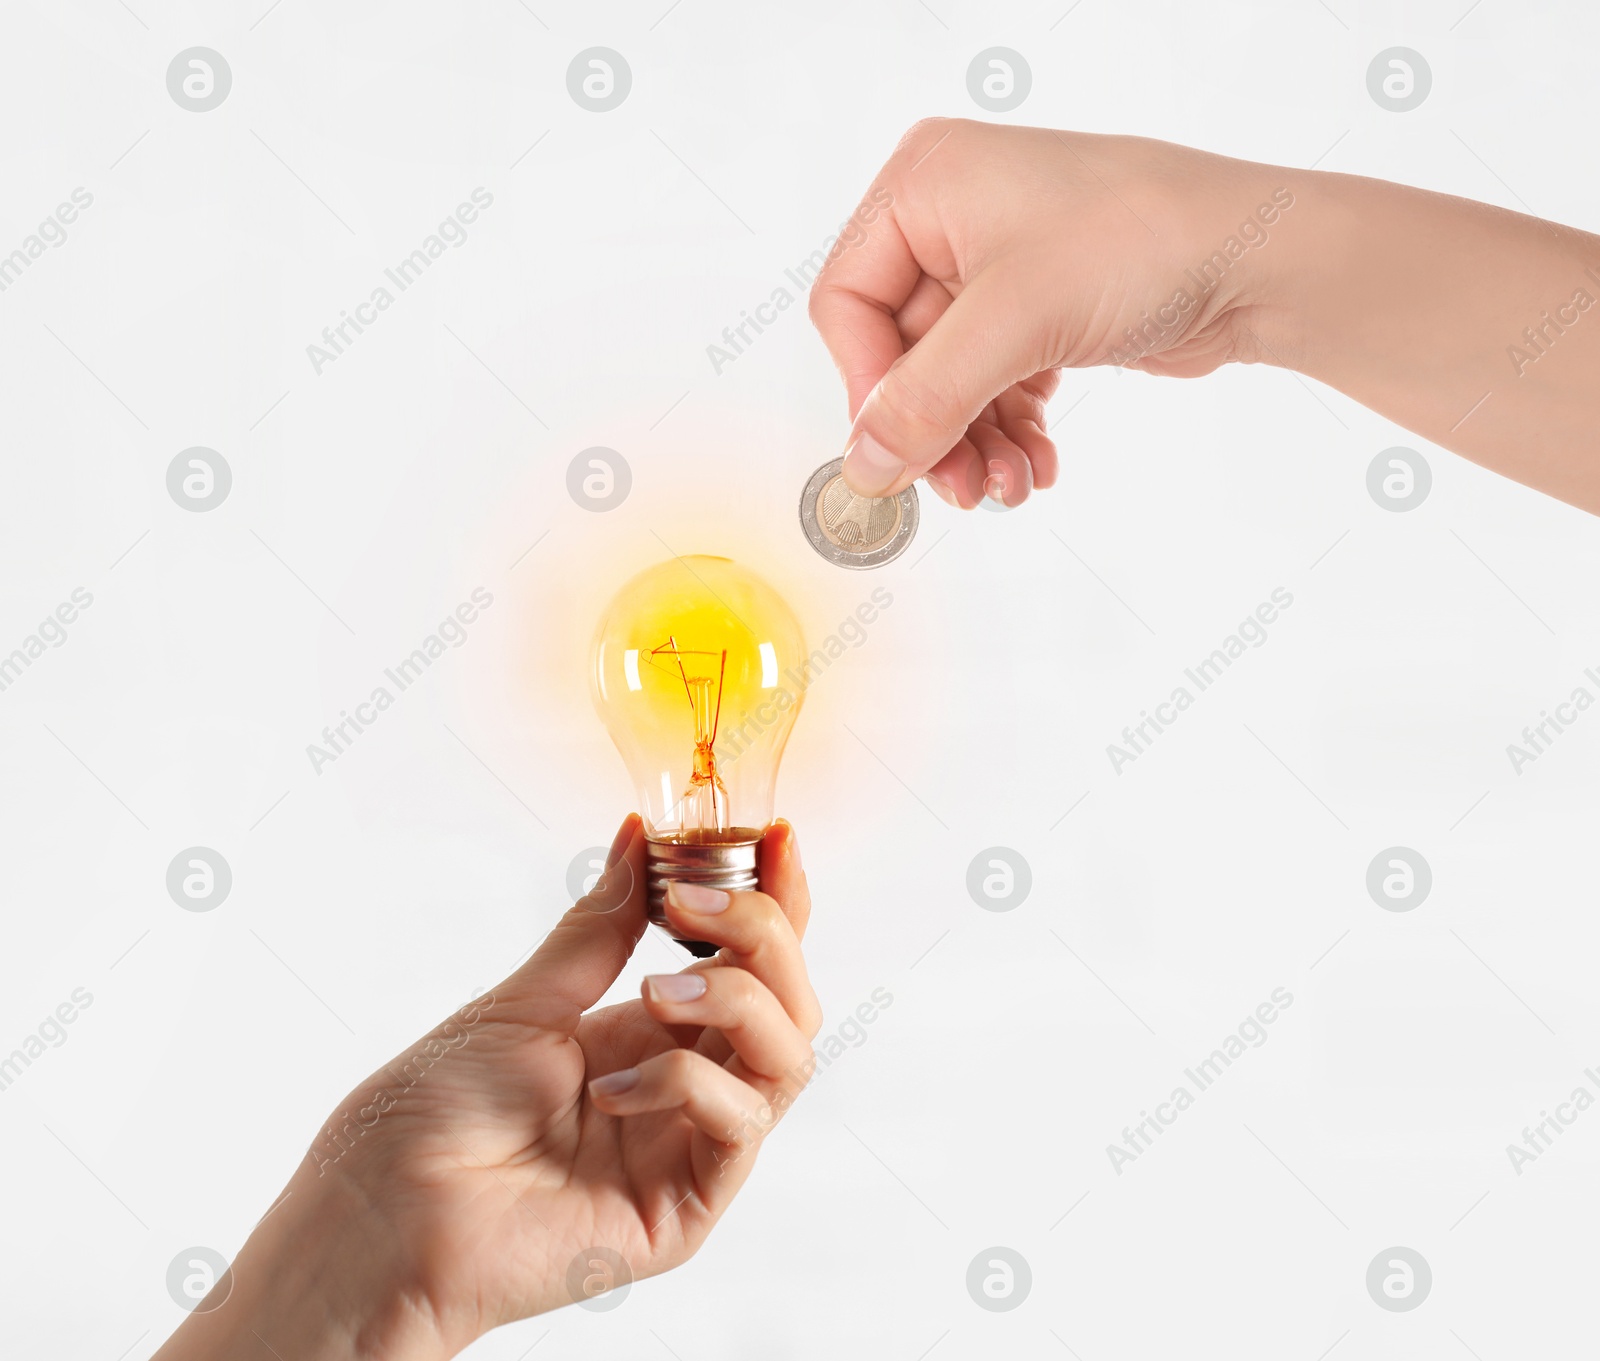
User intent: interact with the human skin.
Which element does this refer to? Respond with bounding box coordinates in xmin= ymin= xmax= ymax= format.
xmin=809 ymin=118 xmax=1600 ymax=514
xmin=152 ymin=816 xmax=820 ymax=1360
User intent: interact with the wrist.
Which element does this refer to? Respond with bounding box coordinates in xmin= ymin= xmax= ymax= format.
xmin=153 ymin=1163 xmax=464 ymax=1361
xmin=1224 ymin=162 xmax=1358 ymax=374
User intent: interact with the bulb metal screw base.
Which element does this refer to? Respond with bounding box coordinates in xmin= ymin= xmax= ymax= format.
xmin=646 ymin=830 xmax=761 ymax=957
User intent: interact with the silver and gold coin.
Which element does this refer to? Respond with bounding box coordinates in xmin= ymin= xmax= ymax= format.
xmin=798 ymin=457 xmax=919 ymax=569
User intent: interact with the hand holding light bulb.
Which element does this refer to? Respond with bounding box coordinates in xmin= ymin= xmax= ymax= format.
xmin=153 ymin=815 xmax=820 ymax=1361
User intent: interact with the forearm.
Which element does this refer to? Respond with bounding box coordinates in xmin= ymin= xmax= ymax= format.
xmin=1254 ymin=167 xmax=1600 ymax=513
xmin=152 ymin=1163 xmax=457 ymax=1361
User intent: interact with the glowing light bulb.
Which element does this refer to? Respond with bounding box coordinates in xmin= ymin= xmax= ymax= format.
xmin=590 ymin=555 xmax=806 ymax=953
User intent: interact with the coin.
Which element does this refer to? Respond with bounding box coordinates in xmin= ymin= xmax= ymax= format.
xmin=798 ymin=457 xmax=919 ymax=569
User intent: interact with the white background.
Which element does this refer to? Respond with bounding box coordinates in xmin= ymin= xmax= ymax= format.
xmin=3 ymin=1 xmax=1600 ymax=1357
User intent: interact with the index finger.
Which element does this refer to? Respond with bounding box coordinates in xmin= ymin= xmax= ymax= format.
xmin=760 ymin=819 xmax=811 ymax=941
xmin=806 ymin=182 xmax=922 ymax=420
xmin=663 ymin=879 xmax=821 ymax=1039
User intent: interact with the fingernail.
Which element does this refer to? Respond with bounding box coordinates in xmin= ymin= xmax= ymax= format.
xmin=984 ymin=463 xmax=1008 ymax=502
xmin=666 ymin=881 xmax=730 ymax=914
xmin=842 ymin=431 xmax=904 ymax=497
xmin=924 ymin=474 xmax=960 ymax=508
xmin=589 ymin=1067 xmax=640 ymax=1097
xmin=605 ymin=814 xmax=636 ymax=868
xmin=783 ymin=821 xmax=802 ymax=873
xmin=646 ymin=973 xmax=708 ymax=1003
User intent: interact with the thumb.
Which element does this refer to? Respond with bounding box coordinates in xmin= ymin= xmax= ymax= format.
xmin=493 ymin=814 xmax=647 ymax=1030
xmin=840 ymin=268 xmax=1045 ymax=497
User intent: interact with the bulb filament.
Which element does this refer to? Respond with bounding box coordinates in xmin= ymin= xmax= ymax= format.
xmin=653 ymin=636 xmax=729 ymax=838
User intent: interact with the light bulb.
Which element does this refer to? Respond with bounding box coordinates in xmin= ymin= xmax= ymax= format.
xmin=590 ymin=555 xmax=806 ymax=953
